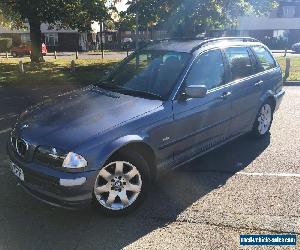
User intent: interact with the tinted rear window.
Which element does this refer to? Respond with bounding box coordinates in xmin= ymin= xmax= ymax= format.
xmin=252 ymin=46 xmax=276 ymax=71
xmin=224 ymin=47 xmax=253 ymax=81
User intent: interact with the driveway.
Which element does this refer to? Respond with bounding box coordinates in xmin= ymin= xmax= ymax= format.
xmin=0 ymin=84 xmax=299 ymax=249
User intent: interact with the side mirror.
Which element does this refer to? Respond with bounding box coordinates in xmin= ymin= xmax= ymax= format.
xmin=185 ymin=85 xmax=208 ymax=98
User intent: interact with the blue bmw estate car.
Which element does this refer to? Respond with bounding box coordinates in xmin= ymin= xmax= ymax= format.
xmin=8 ymin=37 xmax=285 ymax=215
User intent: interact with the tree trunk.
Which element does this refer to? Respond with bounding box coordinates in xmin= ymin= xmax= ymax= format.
xmin=28 ymin=18 xmax=44 ymax=63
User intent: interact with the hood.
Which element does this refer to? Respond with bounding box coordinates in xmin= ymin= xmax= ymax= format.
xmin=16 ymin=85 xmax=162 ymax=149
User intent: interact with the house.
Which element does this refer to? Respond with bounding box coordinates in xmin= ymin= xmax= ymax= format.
xmin=0 ymin=23 xmax=104 ymax=52
xmin=232 ymin=0 xmax=300 ymax=48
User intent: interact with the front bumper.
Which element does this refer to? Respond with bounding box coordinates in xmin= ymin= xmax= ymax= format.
xmin=7 ymin=142 xmax=97 ymax=210
xmin=274 ymin=89 xmax=285 ymax=112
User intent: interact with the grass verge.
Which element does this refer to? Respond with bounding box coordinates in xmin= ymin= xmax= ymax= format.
xmin=0 ymin=58 xmax=120 ymax=86
xmin=0 ymin=56 xmax=299 ymax=86
xmin=277 ymin=56 xmax=300 ymax=81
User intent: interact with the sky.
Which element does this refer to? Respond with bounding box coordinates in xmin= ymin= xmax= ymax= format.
xmin=115 ymin=0 xmax=129 ymax=12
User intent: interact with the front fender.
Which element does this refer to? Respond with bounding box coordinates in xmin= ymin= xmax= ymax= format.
xmin=81 ymin=134 xmax=153 ymax=171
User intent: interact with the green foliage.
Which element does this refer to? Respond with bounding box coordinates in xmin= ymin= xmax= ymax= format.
xmin=122 ymin=0 xmax=278 ymax=35
xmin=0 ymin=38 xmax=12 ymax=52
xmin=0 ymin=0 xmax=116 ymax=62
xmin=0 ymin=0 xmax=111 ymax=31
xmin=116 ymin=11 xmax=136 ymax=31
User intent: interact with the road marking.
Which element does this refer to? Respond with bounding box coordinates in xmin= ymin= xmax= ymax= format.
xmin=237 ymin=172 xmax=300 ymax=178
xmin=0 ymin=128 xmax=11 ymax=135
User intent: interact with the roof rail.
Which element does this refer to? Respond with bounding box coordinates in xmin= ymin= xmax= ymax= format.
xmin=191 ymin=37 xmax=260 ymax=52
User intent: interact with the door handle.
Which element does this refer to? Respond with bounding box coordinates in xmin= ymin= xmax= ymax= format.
xmin=254 ymin=80 xmax=264 ymax=87
xmin=219 ymin=91 xmax=232 ymax=100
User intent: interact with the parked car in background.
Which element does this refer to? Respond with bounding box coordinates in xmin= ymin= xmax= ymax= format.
xmin=8 ymin=37 xmax=284 ymax=216
xmin=292 ymin=42 xmax=300 ymax=53
xmin=121 ymin=37 xmax=133 ymax=50
xmin=11 ymin=43 xmax=47 ymax=57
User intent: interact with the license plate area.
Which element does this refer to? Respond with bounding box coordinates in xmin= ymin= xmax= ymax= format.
xmin=10 ymin=161 xmax=25 ymax=181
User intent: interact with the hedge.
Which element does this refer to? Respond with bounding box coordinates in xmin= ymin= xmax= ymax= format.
xmin=0 ymin=38 xmax=13 ymax=52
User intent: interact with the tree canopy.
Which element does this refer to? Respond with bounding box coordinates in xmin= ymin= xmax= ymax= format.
xmin=119 ymin=0 xmax=278 ymax=35
xmin=0 ymin=0 xmax=113 ymax=62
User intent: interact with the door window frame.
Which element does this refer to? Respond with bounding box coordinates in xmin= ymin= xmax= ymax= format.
xmin=221 ymin=45 xmax=256 ymax=83
xmin=249 ymin=45 xmax=277 ymax=73
xmin=175 ymin=48 xmax=231 ymax=100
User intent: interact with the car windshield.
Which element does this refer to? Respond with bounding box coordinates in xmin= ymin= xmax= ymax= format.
xmin=97 ymin=50 xmax=191 ymax=100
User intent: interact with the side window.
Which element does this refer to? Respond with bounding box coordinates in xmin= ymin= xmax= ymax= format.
xmin=224 ymin=47 xmax=253 ymax=81
xmin=185 ymin=49 xmax=225 ymax=90
xmin=252 ymin=46 xmax=276 ymax=71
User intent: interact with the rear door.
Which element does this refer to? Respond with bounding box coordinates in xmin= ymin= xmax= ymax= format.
xmin=250 ymin=45 xmax=282 ymax=98
xmin=170 ymin=49 xmax=233 ymax=164
xmin=222 ymin=46 xmax=264 ymax=136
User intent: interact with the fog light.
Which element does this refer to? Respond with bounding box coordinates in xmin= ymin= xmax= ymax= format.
xmin=59 ymin=177 xmax=86 ymax=187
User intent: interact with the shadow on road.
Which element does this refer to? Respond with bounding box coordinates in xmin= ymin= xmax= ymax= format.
xmin=0 ymin=132 xmax=270 ymax=249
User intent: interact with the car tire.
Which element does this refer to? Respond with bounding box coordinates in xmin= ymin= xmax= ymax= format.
xmin=92 ymin=150 xmax=150 ymax=216
xmin=251 ymin=100 xmax=274 ymax=138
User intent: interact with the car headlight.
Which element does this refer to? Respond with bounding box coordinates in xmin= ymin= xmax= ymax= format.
xmin=34 ymin=147 xmax=87 ymax=170
xmin=62 ymin=152 xmax=87 ymax=169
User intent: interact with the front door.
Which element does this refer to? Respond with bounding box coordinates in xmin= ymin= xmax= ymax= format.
xmin=170 ymin=49 xmax=233 ymax=165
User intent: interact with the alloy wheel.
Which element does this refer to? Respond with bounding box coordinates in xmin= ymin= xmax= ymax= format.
xmin=257 ymin=103 xmax=272 ymax=135
xmin=94 ymin=161 xmax=142 ymax=211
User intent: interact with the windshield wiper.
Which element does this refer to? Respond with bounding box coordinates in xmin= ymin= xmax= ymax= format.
xmin=94 ymin=81 xmax=123 ymax=92
xmin=95 ymin=82 xmax=163 ymax=100
xmin=119 ymin=88 xmax=164 ymax=100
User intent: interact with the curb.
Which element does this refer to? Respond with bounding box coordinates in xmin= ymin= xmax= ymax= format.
xmin=284 ymin=81 xmax=300 ymax=86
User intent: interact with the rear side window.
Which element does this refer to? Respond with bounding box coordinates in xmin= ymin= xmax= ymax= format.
xmin=252 ymin=46 xmax=276 ymax=71
xmin=224 ymin=47 xmax=253 ymax=81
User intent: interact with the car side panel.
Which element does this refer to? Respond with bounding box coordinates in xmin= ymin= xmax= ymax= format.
xmin=227 ymin=74 xmax=266 ymax=135
xmin=170 ymin=85 xmax=232 ymax=167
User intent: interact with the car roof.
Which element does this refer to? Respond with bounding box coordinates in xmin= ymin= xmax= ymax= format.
xmin=145 ymin=40 xmax=204 ymax=53
xmin=144 ymin=37 xmax=262 ymax=53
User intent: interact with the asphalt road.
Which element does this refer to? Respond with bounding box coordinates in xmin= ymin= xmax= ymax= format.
xmin=0 ymin=84 xmax=299 ymax=249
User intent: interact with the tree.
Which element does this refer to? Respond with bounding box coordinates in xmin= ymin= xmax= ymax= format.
xmin=0 ymin=0 xmax=112 ymax=62
xmin=122 ymin=0 xmax=278 ymax=36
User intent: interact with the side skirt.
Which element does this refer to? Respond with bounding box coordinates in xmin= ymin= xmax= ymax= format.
xmin=155 ymin=130 xmax=249 ymax=180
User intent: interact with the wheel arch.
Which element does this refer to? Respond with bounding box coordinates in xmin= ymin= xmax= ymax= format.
xmin=260 ymin=90 xmax=276 ymax=111
xmin=96 ymin=135 xmax=157 ymax=181
xmin=111 ymin=142 xmax=157 ymax=180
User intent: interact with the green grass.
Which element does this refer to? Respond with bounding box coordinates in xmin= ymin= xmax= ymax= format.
xmin=0 ymin=58 xmax=120 ymax=86
xmin=0 ymin=56 xmax=299 ymax=86
xmin=277 ymin=56 xmax=300 ymax=81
